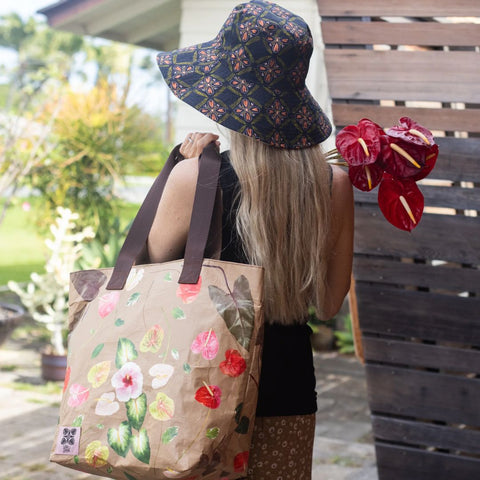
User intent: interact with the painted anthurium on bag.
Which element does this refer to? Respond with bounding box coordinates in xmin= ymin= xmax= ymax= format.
xmin=326 ymin=117 xmax=438 ymax=231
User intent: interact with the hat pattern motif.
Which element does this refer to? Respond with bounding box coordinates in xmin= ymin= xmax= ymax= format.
xmin=157 ymin=0 xmax=332 ymax=148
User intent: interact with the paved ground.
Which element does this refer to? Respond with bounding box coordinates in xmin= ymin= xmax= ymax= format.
xmin=0 ymin=337 xmax=377 ymax=480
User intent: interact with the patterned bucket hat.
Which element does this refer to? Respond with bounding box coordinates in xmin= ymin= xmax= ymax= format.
xmin=156 ymin=0 xmax=332 ymax=149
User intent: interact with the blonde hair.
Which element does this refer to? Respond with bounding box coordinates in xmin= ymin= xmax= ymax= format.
xmin=229 ymin=132 xmax=332 ymax=324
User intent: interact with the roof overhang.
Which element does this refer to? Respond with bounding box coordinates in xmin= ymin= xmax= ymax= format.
xmin=38 ymin=0 xmax=181 ymax=51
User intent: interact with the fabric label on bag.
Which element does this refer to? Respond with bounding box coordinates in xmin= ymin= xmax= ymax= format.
xmin=54 ymin=426 xmax=81 ymax=455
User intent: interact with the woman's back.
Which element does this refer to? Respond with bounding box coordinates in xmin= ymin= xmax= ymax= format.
xmin=149 ymin=2 xmax=354 ymax=477
xmin=228 ymin=132 xmax=353 ymax=323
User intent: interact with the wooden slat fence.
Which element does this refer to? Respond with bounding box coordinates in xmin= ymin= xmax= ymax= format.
xmin=318 ymin=1 xmax=480 ymax=478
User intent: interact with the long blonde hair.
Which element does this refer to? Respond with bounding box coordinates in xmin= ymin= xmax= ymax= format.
xmin=229 ymin=132 xmax=332 ymax=324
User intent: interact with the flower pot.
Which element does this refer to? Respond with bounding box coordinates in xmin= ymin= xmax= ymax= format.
xmin=0 ymin=302 xmax=25 ymax=347
xmin=41 ymin=351 xmax=67 ymax=381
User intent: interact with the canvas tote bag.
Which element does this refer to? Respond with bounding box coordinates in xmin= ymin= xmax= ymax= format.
xmin=50 ymin=143 xmax=264 ymax=480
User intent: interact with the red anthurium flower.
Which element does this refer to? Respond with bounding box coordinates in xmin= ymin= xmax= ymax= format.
xmin=219 ymin=349 xmax=247 ymax=377
xmin=380 ymin=136 xmax=428 ymax=180
xmin=410 ymin=144 xmax=439 ymax=182
xmin=176 ymin=276 xmax=202 ymax=304
xmin=378 ymin=175 xmax=424 ymax=231
xmin=348 ymin=162 xmax=384 ymax=192
xmin=195 ymin=384 xmax=222 ymax=409
xmin=386 ymin=117 xmax=435 ymax=147
xmin=335 ymin=118 xmax=383 ymax=167
xmin=233 ymin=451 xmax=249 ymax=473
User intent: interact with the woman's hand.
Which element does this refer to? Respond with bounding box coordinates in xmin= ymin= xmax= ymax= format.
xmin=179 ymin=132 xmax=220 ymax=158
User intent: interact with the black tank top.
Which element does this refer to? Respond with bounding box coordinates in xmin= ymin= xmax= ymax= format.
xmin=218 ymin=151 xmax=317 ymax=417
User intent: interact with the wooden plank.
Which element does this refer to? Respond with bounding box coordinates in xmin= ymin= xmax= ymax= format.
xmin=421 ymin=185 xmax=480 ymax=211
xmin=356 ymin=284 xmax=480 ymax=344
xmin=322 ymin=22 xmax=480 ymax=47
xmin=353 ymin=256 xmax=480 ymax=293
xmin=363 ymin=337 xmax=480 ymax=373
xmin=354 ymin=206 xmax=480 ymax=265
xmin=433 ymin=138 xmax=480 ymax=181
xmin=317 ymin=0 xmax=480 ymax=17
xmin=365 ymin=364 xmax=480 ymax=425
xmin=372 ymin=416 xmax=480 ymax=455
xmin=354 ymin=184 xmax=480 ymax=211
xmin=325 ymin=50 xmax=480 ymax=103
xmin=331 ymin=104 xmax=480 ymax=133
xmin=375 ymin=443 xmax=480 ymax=480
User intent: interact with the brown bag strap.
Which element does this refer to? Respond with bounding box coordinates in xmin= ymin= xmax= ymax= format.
xmin=106 ymin=142 xmax=222 ymax=290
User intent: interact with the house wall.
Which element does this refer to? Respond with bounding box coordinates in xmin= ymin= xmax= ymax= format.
xmin=171 ymin=0 xmax=333 ymax=150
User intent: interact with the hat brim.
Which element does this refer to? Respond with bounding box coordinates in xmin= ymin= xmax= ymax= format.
xmin=157 ymin=30 xmax=332 ymax=148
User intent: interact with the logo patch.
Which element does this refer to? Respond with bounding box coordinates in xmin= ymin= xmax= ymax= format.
xmin=55 ymin=426 xmax=81 ymax=455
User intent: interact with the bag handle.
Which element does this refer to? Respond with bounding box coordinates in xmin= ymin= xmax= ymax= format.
xmin=106 ymin=142 xmax=222 ymax=290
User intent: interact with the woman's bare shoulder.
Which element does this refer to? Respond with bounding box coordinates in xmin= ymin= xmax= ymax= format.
xmin=330 ymin=164 xmax=351 ymax=186
xmin=330 ymin=165 xmax=353 ymax=206
xmin=167 ymin=157 xmax=199 ymax=191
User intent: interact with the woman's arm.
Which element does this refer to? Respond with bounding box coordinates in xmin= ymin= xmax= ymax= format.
xmin=147 ymin=132 xmax=220 ymax=263
xmin=322 ymin=165 xmax=354 ymax=320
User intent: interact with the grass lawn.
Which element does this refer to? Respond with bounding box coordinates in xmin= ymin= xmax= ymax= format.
xmin=0 ymin=199 xmax=46 ymax=285
xmin=0 ymin=197 xmax=141 ymax=287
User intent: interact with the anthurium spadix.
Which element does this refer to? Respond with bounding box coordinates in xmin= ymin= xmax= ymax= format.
xmin=381 ymin=136 xmax=428 ymax=179
xmin=335 ymin=118 xmax=383 ymax=166
xmin=348 ymin=162 xmax=384 ymax=192
xmin=386 ymin=117 xmax=435 ymax=148
xmin=326 ymin=116 xmax=437 ymax=231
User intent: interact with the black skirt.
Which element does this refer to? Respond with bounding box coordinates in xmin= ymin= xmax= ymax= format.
xmin=255 ymin=322 xmax=317 ymax=417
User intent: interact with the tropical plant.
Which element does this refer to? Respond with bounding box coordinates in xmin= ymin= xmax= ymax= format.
xmin=76 ymin=217 xmax=130 ymax=269
xmin=0 ymin=14 xmax=84 ymax=225
xmin=28 ymin=80 xmax=163 ymax=244
xmin=334 ymin=314 xmax=355 ymax=355
xmin=0 ymin=15 xmax=168 ymax=233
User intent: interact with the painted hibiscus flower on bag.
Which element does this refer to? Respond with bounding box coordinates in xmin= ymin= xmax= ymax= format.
xmin=326 ymin=117 xmax=438 ymax=231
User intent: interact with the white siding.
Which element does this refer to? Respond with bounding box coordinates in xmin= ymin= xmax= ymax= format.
xmin=172 ymin=0 xmax=333 ymax=150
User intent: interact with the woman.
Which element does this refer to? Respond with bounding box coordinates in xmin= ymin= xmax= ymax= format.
xmin=148 ymin=1 xmax=354 ymax=478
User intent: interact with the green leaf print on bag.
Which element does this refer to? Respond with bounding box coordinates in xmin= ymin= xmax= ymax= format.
xmin=208 ymin=275 xmax=255 ymax=350
xmin=139 ymin=325 xmax=164 ymax=353
xmin=115 ymin=338 xmax=138 ymax=368
xmin=130 ymin=428 xmax=150 ymax=464
xmin=172 ymin=306 xmax=185 ymax=320
xmin=107 ymin=421 xmax=132 ymax=457
xmin=91 ymin=343 xmax=104 ymax=359
xmin=127 ymin=292 xmax=141 ymax=307
xmin=72 ymin=415 xmax=84 ymax=427
xmin=206 ymin=427 xmax=219 ymax=439
xmin=234 ymin=403 xmax=250 ymax=434
xmin=162 ymin=426 xmax=179 ymax=444
xmin=124 ymin=472 xmax=139 ymax=480
xmin=235 ymin=416 xmax=250 ymax=434
xmin=126 ymin=393 xmax=147 ymax=430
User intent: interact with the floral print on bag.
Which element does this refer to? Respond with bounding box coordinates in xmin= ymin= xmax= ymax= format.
xmin=55 ymin=262 xmax=262 ymax=479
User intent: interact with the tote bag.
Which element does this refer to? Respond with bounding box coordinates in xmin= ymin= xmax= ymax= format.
xmin=50 ymin=143 xmax=264 ymax=480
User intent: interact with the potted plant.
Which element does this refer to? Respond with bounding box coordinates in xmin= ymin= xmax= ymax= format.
xmin=8 ymin=206 xmax=94 ymax=380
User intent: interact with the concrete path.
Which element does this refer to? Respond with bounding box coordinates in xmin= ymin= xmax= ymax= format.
xmin=0 ymin=339 xmax=377 ymax=480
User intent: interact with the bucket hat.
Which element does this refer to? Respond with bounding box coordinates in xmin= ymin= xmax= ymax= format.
xmin=156 ymin=0 xmax=332 ymax=149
